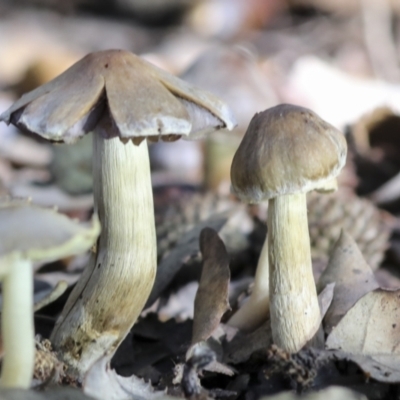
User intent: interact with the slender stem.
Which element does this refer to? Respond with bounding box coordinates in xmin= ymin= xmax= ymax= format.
xmin=228 ymin=236 xmax=269 ymax=331
xmin=51 ymin=133 xmax=157 ymax=378
xmin=0 ymin=254 xmax=34 ymax=388
xmin=268 ymin=193 xmax=320 ymax=353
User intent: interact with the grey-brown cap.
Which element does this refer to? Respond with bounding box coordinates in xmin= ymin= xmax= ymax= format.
xmin=231 ymin=104 xmax=347 ymax=203
xmin=0 ymin=50 xmax=236 ymax=144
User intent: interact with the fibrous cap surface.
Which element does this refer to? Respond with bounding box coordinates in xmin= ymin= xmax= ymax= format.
xmin=231 ymin=104 xmax=347 ymax=203
xmin=0 ymin=50 xmax=236 ymax=143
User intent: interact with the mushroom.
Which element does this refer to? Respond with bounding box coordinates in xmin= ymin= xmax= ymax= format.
xmin=230 ymin=104 xmax=347 ymax=352
xmin=0 ymin=198 xmax=100 ymax=388
xmin=0 ymin=50 xmax=236 ymax=378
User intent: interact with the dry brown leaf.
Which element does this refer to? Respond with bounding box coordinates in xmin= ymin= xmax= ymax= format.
xmin=317 ymin=230 xmax=379 ymax=334
xmin=326 ymin=288 xmax=400 ymax=354
xmin=191 ymin=227 xmax=231 ymax=344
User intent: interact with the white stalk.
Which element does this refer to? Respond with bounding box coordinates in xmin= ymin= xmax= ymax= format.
xmin=51 ymin=133 xmax=157 ymax=379
xmin=268 ymin=193 xmax=320 ymax=353
xmin=228 ymin=237 xmax=269 ymax=331
xmin=0 ymin=254 xmax=34 ymax=388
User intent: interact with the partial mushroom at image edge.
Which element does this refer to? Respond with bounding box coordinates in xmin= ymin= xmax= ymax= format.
xmin=0 ymin=198 xmax=100 ymax=389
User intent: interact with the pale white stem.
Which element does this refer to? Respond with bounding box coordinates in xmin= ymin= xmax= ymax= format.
xmin=51 ymin=133 xmax=157 ymax=379
xmin=0 ymin=254 xmax=34 ymax=388
xmin=228 ymin=236 xmax=269 ymax=331
xmin=268 ymin=193 xmax=320 ymax=353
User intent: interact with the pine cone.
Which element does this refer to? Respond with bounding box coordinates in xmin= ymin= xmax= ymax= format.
xmin=155 ymin=187 xmax=394 ymax=272
xmin=308 ymin=191 xmax=394 ymax=270
xmin=155 ymin=188 xmax=239 ymax=259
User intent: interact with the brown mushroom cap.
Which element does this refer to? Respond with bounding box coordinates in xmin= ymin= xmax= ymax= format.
xmin=231 ymin=104 xmax=347 ymax=203
xmin=0 ymin=50 xmax=236 ymax=143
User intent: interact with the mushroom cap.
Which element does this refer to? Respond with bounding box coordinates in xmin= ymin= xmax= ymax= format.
xmin=0 ymin=198 xmax=100 ymax=262
xmin=231 ymin=104 xmax=347 ymax=203
xmin=0 ymin=50 xmax=236 ymax=144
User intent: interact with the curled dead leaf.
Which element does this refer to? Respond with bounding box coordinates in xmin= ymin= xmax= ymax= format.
xmin=318 ymin=230 xmax=379 ymax=334
xmin=191 ymin=227 xmax=231 ymax=344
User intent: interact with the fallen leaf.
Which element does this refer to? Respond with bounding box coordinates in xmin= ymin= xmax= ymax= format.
xmin=317 ymin=230 xmax=379 ymax=333
xmin=192 ymin=227 xmax=230 ymax=344
xmin=326 ymin=288 xmax=400 ymax=382
xmin=83 ymin=356 xmax=180 ymax=400
xmin=326 ymin=288 xmax=400 ymax=354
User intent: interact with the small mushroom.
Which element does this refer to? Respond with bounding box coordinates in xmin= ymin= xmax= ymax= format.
xmin=0 ymin=198 xmax=100 ymax=388
xmin=230 ymin=104 xmax=347 ymax=352
xmin=0 ymin=50 xmax=236 ymax=378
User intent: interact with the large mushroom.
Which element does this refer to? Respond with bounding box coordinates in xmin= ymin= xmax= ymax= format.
xmin=0 ymin=49 xmax=236 ymax=378
xmin=230 ymin=104 xmax=347 ymax=352
xmin=0 ymin=198 xmax=99 ymax=388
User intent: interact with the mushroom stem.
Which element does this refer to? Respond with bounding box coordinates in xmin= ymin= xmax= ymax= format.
xmin=268 ymin=193 xmax=320 ymax=353
xmin=0 ymin=254 xmax=34 ymax=388
xmin=228 ymin=237 xmax=270 ymax=331
xmin=51 ymin=133 xmax=156 ymax=378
